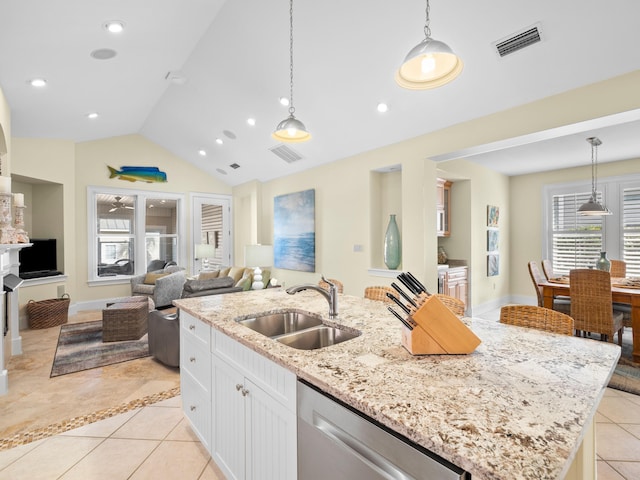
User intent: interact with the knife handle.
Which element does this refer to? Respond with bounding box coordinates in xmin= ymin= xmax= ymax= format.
xmin=386 ymin=292 xmax=410 ymax=314
xmin=397 ymin=274 xmax=421 ymax=296
xmin=391 ymin=282 xmax=418 ymax=307
xmin=406 ymin=271 xmax=429 ymax=294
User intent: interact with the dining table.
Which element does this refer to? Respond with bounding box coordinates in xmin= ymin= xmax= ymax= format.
xmin=539 ymin=276 xmax=640 ymax=362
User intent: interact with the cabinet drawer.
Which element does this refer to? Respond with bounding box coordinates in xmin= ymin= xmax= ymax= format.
xmin=181 ymin=369 xmax=211 ymax=451
xmin=446 ymin=268 xmax=467 ymax=281
xmin=181 ymin=333 xmax=211 ymax=391
xmin=212 ymin=330 xmax=296 ymax=411
xmin=180 ymin=311 xmax=210 ymax=348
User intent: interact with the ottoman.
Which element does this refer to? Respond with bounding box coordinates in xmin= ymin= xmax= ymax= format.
xmin=102 ymin=299 xmax=149 ymax=342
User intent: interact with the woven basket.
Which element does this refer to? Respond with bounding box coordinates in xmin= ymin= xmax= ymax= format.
xmin=27 ymin=294 xmax=70 ymax=329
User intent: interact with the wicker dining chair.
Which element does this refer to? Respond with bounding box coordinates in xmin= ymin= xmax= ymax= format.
xmin=528 ymin=261 xmax=571 ymax=314
xmin=609 ymin=259 xmax=632 ymax=327
xmin=499 ymin=304 xmax=574 ymax=336
xmin=431 ymin=294 xmax=465 ymax=316
xmin=318 ymin=278 xmax=344 ymax=294
xmin=610 ymin=259 xmax=627 ymax=278
xmin=569 ymin=269 xmax=624 ymax=345
xmin=541 ymin=259 xmax=554 ymax=280
xmin=364 ymin=286 xmax=397 ymax=304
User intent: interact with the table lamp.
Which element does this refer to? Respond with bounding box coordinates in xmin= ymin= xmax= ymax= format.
xmin=195 ymin=243 xmax=216 ymax=271
xmin=244 ymin=244 xmax=273 ymax=290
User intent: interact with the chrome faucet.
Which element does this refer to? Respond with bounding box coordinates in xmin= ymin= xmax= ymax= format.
xmin=286 ymin=276 xmax=338 ymax=319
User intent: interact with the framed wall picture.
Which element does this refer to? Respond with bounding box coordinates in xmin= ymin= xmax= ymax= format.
xmin=487 ymin=229 xmax=499 ymax=252
xmin=274 ymin=189 xmax=316 ymax=272
xmin=487 ymin=205 xmax=499 ymax=227
xmin=487 ymin=254 xmax=499 ymax=276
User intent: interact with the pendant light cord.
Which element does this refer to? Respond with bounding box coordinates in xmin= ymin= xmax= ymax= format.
xmin=423 ymin=0 xmax=432 ymax=39
xmin=591 ymin=140 xmax=597 ymax=197
xmin=288 ymin=0 xmax=295 ymax=116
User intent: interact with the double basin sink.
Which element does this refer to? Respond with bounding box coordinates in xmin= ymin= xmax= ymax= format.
xmin=236 ymin=310 xmax=360 ymax=350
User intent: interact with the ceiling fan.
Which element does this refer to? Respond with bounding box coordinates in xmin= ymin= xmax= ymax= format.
xmin=109 ymin=196 xmax=134 ymax=213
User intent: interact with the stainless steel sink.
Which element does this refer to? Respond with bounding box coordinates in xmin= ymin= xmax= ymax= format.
xmin=237 ymin=311 xmax=323 ymax=337
xmin=236 ymin=310 xmax=360 ymax=350
xmin=276 ymin=326 xmax=360 ymax=350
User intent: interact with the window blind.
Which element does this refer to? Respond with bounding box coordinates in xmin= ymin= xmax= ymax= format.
xmin=551 ymin=191 xmax=603 ymax=275
xmin=623 ymin=187 xmax=640 ymax=276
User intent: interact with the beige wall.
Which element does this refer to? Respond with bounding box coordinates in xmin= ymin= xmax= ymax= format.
xmin=234 ymin=69 xmax=640 ymax=309
xmin=235 ymin=140 xmax=438 ymax=296
xmin=7 ymin=69 xmax=640 ymax=313
xmin=510 ymin=157 xmax=640 ymax=303
xmin=12 ymin=134 xmax=232 ymax=309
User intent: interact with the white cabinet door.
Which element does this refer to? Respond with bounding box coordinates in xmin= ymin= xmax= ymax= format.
xmin=245 ymin=378 xmax=297 ymax=480
xmin=212 ymin=353 xmax=246 ymax=480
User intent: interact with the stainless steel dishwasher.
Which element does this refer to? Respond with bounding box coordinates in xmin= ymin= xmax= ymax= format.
xmin=297 ymin=380 xmax=470 ymax=479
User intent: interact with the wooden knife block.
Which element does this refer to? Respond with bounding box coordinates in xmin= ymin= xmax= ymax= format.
xmin=401 ymin=295 xmax=481 ymax=355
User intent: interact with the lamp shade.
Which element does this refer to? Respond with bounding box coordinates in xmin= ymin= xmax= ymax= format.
xmin=578 ymin=196 xmax=612 ymax=216
xmin=195 ymin=243 xmax=215 ymax=259
xmin=395 ymin=37 xmax=463 ymax=90
xmin=272 ymin=115 xmax=311 ymax=143
xmin=244 ymin=245 xmax=273 ymax=267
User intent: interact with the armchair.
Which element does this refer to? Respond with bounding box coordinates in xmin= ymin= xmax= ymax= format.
xmin=130 ymin=265 xmax=186 ymax=308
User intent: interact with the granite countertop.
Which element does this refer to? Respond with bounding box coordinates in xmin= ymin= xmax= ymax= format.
xmin=174 ymin=288 xmax=620 ymax=480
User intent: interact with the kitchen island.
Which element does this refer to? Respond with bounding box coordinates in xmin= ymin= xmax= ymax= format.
xmin=174 ymin=288 xmax=620 ymax=480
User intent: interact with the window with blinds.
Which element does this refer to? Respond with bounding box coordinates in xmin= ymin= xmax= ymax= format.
xmin=551 ymin=190 xmax=603 ymax=275
xmin=623 ymin=186 xmax=640 ymax=276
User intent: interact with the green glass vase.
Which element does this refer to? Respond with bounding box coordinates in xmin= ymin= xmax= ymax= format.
xmin=595 ymin=252 xmax=611 ymax=272
xmin=384 ymin=214 xmax=401 ymax=270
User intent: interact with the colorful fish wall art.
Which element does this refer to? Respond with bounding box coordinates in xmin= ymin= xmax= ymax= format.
xmin=108 ymin=166 xmax=168 ymax=183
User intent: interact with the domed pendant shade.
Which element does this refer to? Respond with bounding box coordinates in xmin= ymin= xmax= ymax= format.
xmin=395 ymin=0 xmax=463 ymax=90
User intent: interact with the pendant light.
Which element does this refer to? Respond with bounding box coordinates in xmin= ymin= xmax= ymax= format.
xmin=578 ymin=137 xmax=612 ymax=216
xmin=395 ymin=0 xmax=463 ymax=90
xmin=272 ymin=0 xmax=311 ymax=143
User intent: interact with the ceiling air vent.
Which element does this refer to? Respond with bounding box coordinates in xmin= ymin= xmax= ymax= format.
xmin=229 ymin=163 xmax=240 ymax=169
xmin=269 ymin=144 xmax=304 ymax=164
xmin=494 ymin=23 xmax=542 ymax=57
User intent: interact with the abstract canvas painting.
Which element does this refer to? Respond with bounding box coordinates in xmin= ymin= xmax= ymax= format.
xmin=274 ymin=189 xmax=315 ymax=272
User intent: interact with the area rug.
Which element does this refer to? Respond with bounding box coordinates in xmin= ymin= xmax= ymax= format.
xmin=607 ymin=329 xmax=640 ymax=396
xmin=50 ymin=320 xmax=150 ymax=377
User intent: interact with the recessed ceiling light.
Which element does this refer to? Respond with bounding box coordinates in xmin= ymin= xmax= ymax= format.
xmin=247 ymin=118 xmax=256 ymax=126
xmin=279 ymin=97 xmax=290 ymax=106
xmin=29 ymin=78 xmax=47 ymax=88
xmin=377 ymin=103 xmax=389 ymax=113
xmin=198 ymin=149 xmax=207 ymax=156
xmin=216 ymin=168 xmax=228 ymax=175
xmin=104 ymin=20 xmax=125 ymax=33
xmin=91 ymin=48 xmax=117 ymax=60
xmin=215 ymin=138 xmax=223 ymax=145
xmin=87 ymin=112 xmax=99 ymax=119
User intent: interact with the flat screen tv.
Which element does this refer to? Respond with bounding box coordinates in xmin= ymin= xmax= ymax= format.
xmin=19 ymin=239 xmax=59 ymax=279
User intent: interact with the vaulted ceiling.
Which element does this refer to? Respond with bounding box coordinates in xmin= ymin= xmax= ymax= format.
xmin=1 ymin=0 xmax=639 ymax=186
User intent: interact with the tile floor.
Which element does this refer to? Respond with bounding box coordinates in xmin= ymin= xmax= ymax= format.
xmin=0 ymin=309 xmax=638 ymax=479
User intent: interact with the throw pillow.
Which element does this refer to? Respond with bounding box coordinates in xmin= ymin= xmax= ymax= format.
xmin=198 ymin=270 xmax=220 ymax=280
xmin=235 ymin=272 xmax=253 ymax=291
xmin=218 ymin=267 xmax=231 ymax=277
xmin=183 ymin=276 xmax=235 ymax=293
xmin=144 ymin=273 xmax=169 ymax=285
xmin=260 ymin=268 xmax=271 ymax=289
xmin=227 ymin=266 xmax=246 ymax=283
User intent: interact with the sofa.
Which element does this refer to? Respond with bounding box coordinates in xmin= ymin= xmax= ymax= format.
xmin=181 ymin=266 xmax=272 ymax=298
xmin=130 ymin=264 xmax=186 ymax=308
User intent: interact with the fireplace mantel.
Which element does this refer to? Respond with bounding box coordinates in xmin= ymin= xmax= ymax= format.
xmin=0 ymin=243 xmax=32 ymax=395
